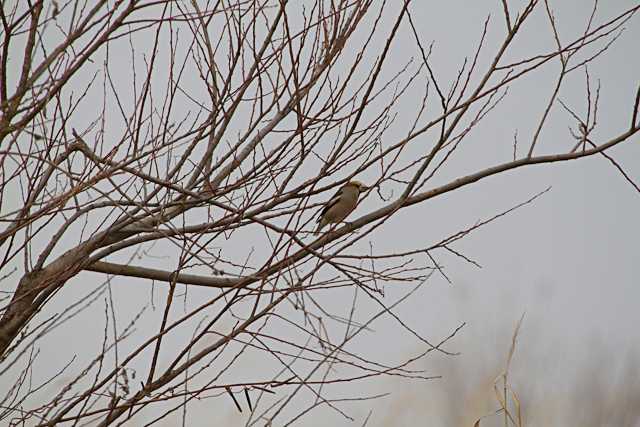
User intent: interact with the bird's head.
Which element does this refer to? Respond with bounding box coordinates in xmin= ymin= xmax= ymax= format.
xmin=345 ymin=180 xmax=368 ymax=192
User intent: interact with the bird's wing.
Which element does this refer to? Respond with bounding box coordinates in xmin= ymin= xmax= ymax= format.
xmin=317 ymin=187 xmax=344 ymax=222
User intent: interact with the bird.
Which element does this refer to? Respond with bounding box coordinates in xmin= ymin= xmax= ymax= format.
xmin=315 ymin=180 xmax=368 ymax=234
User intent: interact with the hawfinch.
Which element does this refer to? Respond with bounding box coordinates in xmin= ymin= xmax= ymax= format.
xmin=315 ymin=180 xmax=367 ymax=234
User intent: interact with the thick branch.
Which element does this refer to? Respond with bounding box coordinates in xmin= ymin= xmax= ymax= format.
xmin=85 ymin=261 xmax=241 ymax=288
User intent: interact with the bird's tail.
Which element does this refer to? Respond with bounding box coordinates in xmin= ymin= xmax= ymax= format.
xmin=314 ymin=219 xmax=326 ymax=236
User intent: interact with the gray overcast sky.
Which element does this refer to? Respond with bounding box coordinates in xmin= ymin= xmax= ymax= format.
xmin=2 ymin=1 xmax=639 ymax=426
